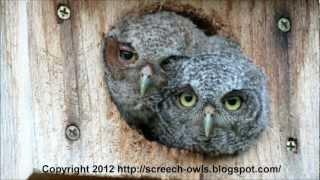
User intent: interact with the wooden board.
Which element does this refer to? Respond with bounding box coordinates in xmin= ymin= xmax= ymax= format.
xmin=1 ymin=0 xmax=319 ymax=179
xmin=0 ymin=0 xmax=33 ymax=179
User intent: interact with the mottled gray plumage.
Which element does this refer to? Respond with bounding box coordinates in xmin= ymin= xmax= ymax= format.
xmin=144 ymin=52 xmax=269 ymax=155
xmin=104 ymin=11 xmax=240 ymax=128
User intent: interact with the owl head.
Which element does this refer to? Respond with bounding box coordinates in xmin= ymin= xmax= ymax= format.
xmin=105 ymin=11 xmax=205 ymax=96
xmin=147 ymin=53 xmax=269 ymax=155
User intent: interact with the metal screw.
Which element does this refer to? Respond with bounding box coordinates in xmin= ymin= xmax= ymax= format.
xmin=277 ymin=17 xmax=291 ymax=33
xmin=65 ymin=124 xmax=80 ymax=141
xmin=57 ymin=5 xmax=71 ymax=20
xmin=286 ymin=137 xmax=297 ymax=153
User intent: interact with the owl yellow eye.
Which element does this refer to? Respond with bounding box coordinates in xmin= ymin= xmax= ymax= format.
xmin=224 ymin=96 xmax=242 ymax=111
xmin=179 ymin=92 xmax=197 ymax=108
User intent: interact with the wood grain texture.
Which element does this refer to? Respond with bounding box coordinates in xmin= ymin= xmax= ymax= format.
xmin=0 ymin=1 xmax=33 ymax=179
xmin=1 ymin=0 xmax=319 ymax=179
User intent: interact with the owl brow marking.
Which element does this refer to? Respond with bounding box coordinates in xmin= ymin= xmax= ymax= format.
xmin=119 ymin=42 xmax=137 ymax=53
xmin=165 ymin=84 xmax=194 ymax=100
xmin=157 ymin=85 xmax=197 ymax=109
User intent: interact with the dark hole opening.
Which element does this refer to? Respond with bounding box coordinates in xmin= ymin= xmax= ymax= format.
xmin=136 ymin=3 xmax=221 ymax=36
xmin=139 ymin=124 xmax=158 ymax=142
xmin=173 ymin=11 xmax=218 ymax=36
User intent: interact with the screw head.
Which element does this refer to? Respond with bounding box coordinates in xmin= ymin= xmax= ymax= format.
xmin=57 ymin=5 xmax=71 ymax=20
xmin=286 ymin=137 xmax=297 ymax=153
xmin=65 ymin=124 xmax=80 ymax=141
xmin=277 ymin=17 xmax=291 ymax=33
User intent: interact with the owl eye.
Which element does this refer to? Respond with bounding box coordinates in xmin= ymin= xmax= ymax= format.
xmin=223 ymin=96 xmax=242 ymax=111
xmin=119 ymin=50 xmax=138 ymax=61
xmin=178 ymin=92 xmax=197 ymax=108
xmin=119 ymin=44 xmax=138 ymax=62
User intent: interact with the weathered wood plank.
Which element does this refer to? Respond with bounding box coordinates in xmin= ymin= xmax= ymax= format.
xmin=0 ymin=1 xmax=33 ymax=179
xmin=1 ymin=0 xmax=319 ymax=179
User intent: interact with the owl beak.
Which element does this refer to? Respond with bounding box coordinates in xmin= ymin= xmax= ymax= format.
xmin=204 ymin=106 xmax=215 ymax=138
xmin=140 ymin=65 xmax=153 ymax=96
xmin=204 ymin=113 xmax=213 ymax=138
xmin=140 ymin=74 xmax=152 ymax=96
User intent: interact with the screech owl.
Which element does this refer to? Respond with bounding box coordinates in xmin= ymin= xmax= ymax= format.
xmin=104 ymin=11 xmax=240 ymax=127
xmin=143 ymin=52 xmax=269 ymax=155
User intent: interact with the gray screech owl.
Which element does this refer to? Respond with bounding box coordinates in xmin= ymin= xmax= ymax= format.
xmin=104 ymin=11 xmax=239 ymax=127
xmin=144 ymin=52 xmax=269 ymax=155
